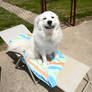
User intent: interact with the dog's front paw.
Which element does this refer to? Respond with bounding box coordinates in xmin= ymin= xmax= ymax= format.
xmin=38 ymin=59 xmax=43 ymax=64
xmin=43 ymin=62 xmax=48 ymax=68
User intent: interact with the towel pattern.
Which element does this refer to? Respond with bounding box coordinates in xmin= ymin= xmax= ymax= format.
xmin=8 ymin=33 xmax=66 ymax=88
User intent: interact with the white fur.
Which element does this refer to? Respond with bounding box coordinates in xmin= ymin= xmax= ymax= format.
xmin=8 ymin=11 xmax=63 ymax=64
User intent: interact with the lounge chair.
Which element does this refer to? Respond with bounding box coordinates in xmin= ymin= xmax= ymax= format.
xmin=0 ymin=24 xmax=91 ymax=92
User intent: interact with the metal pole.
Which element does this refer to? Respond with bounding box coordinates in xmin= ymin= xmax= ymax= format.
xmin=44 ymin=0 xmax=47 ymax=11
xmin=70 ymin=0 xmax=73 ymax=24
xmin=41 ymin=0 xmax=47 ymax=13
xmin=73 ymin=0 xmax=77 ymax=26
xmin=41 ymin=0 xmax=44 ymax=13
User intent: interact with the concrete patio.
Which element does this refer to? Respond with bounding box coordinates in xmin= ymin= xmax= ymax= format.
xmin=0 ymin=20 xmax=92 ymax=92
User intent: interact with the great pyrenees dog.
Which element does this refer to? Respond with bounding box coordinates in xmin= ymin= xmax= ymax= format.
xmin=8 ymin=11 xmax=63 ymax=65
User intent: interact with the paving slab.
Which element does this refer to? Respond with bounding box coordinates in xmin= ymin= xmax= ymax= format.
xmin=59 ymin=20 xmax=92 ymax=92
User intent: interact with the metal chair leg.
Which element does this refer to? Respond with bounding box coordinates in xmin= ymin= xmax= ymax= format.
xmin=14 ymin=52 xmax=38 ymax=85
xmin=26 ymin=63 xmax=38 ymax=85
xmin=86 ymin=73 xmax=90 ymax=81
xmin=0 ymin=66 xmax=1 ymax=82
xmin=81 ymin=80 xmax=91 ymax=92
xmin=15 ymin=56 xmax=22 ymax=68
xmin=82 ymin=73 xmax=92 ymax=92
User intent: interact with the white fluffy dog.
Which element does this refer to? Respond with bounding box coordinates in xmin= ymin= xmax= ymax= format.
xmin=8 ymin=11 xmax=63 ymax=65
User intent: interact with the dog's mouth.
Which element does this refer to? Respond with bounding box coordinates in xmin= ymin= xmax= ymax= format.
xmin=45 ymin=25 xmax=55 ymax=30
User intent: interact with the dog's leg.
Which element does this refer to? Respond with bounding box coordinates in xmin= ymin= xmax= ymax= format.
xmin=42 ymin=56 xmax=48 ymax=67
xmin=41 ymin=51 xmax=47 ymax=66
xmin=54 ymin=51 xmax=59 ymax=59
xmin=42 ymin=56 xmax=47 ymax=64
xmin=52 ymin=50 xmax=59 ymax=59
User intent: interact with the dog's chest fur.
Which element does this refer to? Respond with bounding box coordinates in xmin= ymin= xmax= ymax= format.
xmin=35 ymin=29 xmax=61 ymax=54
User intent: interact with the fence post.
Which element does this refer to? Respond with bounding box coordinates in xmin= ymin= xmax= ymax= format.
xmin=70 ymin=0 xmax=77 ymax=26
xmin=70 ymin=0 xmax=73 ymax=24
xmin=41 ymin=0 xmax=47 ymax=13
xmin=73 ymin=0 xmax=77 ymax=26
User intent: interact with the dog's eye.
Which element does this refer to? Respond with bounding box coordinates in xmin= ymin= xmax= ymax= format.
xmin=43 ymin=17 xmax=47 ymax=20
xmin=51 ymin=16 xmax=54 ymax=18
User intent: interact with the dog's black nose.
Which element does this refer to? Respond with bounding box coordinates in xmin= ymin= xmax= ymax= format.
xmin=47 ymin=20 xmax=52 ymax=25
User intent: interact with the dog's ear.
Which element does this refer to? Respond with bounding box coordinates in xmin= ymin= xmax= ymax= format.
xmin=55 ymin=22 xmax=61 ymax=31
xmin=34 ymin=15 xmax=42 ymax=31
xmin=55 ymin=16 xmax=61 ymax=30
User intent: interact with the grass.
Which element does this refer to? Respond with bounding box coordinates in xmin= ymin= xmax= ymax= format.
xmin=0 ymin=0 xmax=92 ymax=43
xmin=0 ymin=7 xmax=33 ymax=44
xmin=3 ymin=0 xmax=92 ymax=21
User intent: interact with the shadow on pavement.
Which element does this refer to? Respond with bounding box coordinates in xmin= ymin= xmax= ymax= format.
xmin=7 ymin=51 xmax=64 ymax=92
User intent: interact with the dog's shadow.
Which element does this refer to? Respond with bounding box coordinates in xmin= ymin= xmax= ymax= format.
xmin=7 ymin=51 xmax=64 ymax=92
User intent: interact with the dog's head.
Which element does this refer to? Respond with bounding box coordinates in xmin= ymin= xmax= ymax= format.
xmin=34 ymin=11 xmax=60 ymax=32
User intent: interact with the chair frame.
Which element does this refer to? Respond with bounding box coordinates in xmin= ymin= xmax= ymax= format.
xmin=10 ymin=51 xmax=38 ymax=85
xmin=0 ymin=24 xmax=91 ymax=92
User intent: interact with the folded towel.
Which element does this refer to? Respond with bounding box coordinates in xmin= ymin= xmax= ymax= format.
xmin=8 ymin=33 xmax=66 ymax=88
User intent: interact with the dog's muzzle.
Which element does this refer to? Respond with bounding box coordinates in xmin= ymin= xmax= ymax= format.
xmin=45 ymin=20 xmax=55 ymax=29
